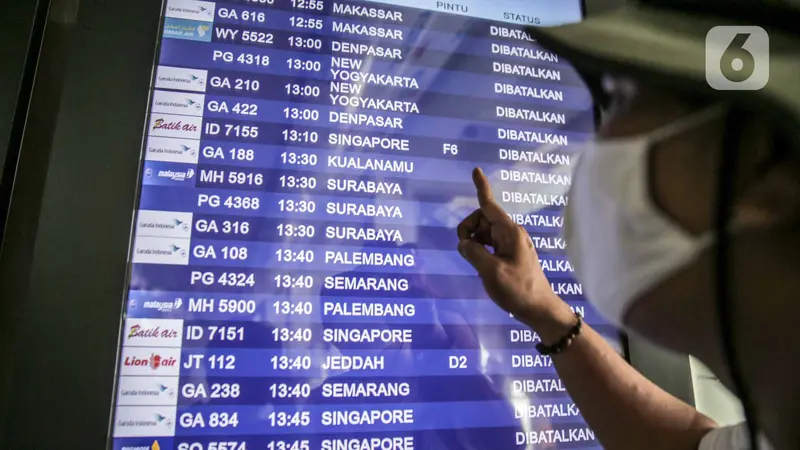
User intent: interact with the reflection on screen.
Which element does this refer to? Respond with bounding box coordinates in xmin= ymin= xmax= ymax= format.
xmin=109 ymin=0 xmax=617 ymax=449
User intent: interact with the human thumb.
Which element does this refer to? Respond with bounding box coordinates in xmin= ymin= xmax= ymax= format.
xmin=458 ymin=238 xmax=495 ymax=274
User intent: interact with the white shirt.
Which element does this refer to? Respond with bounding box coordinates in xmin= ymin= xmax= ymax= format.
xmin=699 ymin=423 xmax=773 ymax=450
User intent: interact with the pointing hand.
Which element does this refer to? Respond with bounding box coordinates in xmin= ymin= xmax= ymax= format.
xmin=457 ymin=168 xmax=562 ymax=327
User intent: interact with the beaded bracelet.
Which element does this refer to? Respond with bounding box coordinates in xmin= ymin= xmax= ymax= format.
xmin=535 ymin=312 xmax=583 ymax=356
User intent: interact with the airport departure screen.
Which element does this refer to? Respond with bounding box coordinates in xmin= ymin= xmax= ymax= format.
xmin=110 ymin=0 xmax=618 ymax=449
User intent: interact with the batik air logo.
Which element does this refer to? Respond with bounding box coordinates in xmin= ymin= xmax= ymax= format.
xmin=152 ymin=118 xmax=197 ymax=132
xmin=149 ymin=113 xmax=202 ymax=139
xmin=128 ymin=324 xmax=179 ymax=340
xmin=124 ymin=318 xmax=183 ymax=347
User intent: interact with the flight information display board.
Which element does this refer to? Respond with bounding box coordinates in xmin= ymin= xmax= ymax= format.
xmin=110 ymin=0 xmax=616 ymax=449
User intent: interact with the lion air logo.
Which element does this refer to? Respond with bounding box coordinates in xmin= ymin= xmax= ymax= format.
xmin=150 ymin=353 xmax=164 ymax=369
xmin=123 ymin=352 xmax=177 ymax=370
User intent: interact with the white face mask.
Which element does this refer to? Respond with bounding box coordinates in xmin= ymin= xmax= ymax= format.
xmin=563 ymin=105 xmax=725 ymax=327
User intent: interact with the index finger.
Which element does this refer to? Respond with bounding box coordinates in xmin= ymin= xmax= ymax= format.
xmin=472 ymin=167 xmax=507 ymax=223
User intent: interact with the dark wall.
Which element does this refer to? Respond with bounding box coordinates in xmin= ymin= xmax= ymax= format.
xmin=0 ymin=0 xmax=45 ymax=443
xmin=0 ymin=0 xmax=39 ymax=167
xmin=585 ymin=0 xmax=625 ymax=14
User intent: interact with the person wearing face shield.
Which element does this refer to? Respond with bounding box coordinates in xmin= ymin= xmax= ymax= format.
xmin=456 ymin=1 xmax=799 ymax=449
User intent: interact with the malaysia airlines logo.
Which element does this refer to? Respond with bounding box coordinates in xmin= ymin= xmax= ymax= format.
xmin=157 ymin=168 xmax=195 ymax=182
xmin=142 ymin=162 xmax=197 ymax=185
xmin=138 ymin=297 xmax=184 ymax=313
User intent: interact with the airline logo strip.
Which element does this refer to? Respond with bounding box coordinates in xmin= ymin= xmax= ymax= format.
xmin=162 ymin=0 xmax=215 ymax=43
xmin=138 ymin=0 xmax=206 ymax=273
xmin=113 ymin=320 xmax=183 ymax=438
xmin=120 ymin=4 xmax=202 ymax=428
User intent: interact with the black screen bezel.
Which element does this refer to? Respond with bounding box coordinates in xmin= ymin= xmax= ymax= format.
xmin=0 ymin=1 xmax=647 ymax=448
xmin=0 ymin=0 xmax=164 ymax=447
